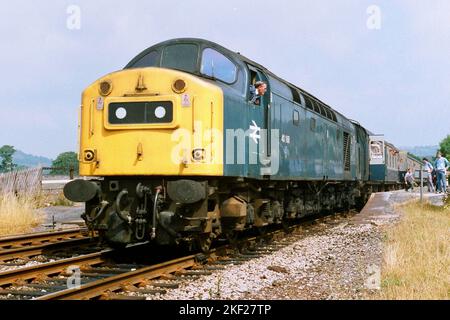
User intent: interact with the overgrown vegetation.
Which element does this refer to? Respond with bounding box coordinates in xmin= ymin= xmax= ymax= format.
xmin=439 ymin=135 xmax=450 ymax=157
xmin=50 ymin=152 xmax=79 ymax=175
xmin=49 ymin=191 xmax=74 ymax=207
xmin=0 ymin=192 xmax=44 ymax=236
xmin=0 ymin=145 xmax=17 ymax=173
xmin=377 ymin=200 xmax=449 ymax=299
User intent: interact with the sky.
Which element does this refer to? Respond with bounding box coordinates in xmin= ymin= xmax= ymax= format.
xmin=0 ymin=0 xmax=449 ymax=159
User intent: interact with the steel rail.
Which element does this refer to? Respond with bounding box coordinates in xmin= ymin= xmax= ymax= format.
xmin=0 ymin=228 xmax=88 ymax=250
xmin=0 ymin=210 xmax=354 ymax=300
xmin=0 ymin=237 xmax=97 ymax=262
xmin=0 ymin=249 xmax=113 ymax=287
xmin=37 ymin=255 xmax=197 ymax=300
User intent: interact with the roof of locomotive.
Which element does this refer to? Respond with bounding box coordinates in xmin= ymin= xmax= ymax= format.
xmin=126 ymin=38 xmax=361 ymax=130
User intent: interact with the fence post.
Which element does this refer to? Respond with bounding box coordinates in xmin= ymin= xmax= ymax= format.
xmin=69 ymin=166 xmax=74 ymax=180
xmin=420 ymin=168 xmax=423 ymax=203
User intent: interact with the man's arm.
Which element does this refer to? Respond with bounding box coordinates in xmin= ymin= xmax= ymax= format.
xmin=248 ymin=85 xmax=257 ymax=103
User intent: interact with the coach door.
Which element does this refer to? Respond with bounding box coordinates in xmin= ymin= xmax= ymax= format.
xmin=247 ymin=65 xmax=271 ymax=179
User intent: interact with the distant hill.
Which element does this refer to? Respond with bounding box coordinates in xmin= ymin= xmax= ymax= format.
xmin=13 ymin=150 xmax=53 ymax=168
xmin=400 ymin=146 xmax=439 ymax=159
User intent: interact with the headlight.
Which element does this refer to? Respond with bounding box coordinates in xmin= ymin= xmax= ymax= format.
xmin=115 ymin=107 xmax=127 ymax=119
xmin=154 ymin=106 xmax=166 ymax=119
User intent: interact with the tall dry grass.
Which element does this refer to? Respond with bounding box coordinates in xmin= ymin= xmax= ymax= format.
xmin=377 ymin=199 xmax=449 ymax=300
xmin=0 ymin=192 xmax=44 ymax=236
xmin=0 ymin=167 xmax=45 ymax=236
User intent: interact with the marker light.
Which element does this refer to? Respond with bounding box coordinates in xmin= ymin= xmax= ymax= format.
xmin=172 ymin=79 xmax=187 ymax=93
xmin=99 ymin=80 xmax=113 ymax=96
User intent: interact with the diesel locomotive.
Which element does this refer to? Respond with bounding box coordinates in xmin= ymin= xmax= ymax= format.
xmin=64 ymin=38 xmax=419 ymax=251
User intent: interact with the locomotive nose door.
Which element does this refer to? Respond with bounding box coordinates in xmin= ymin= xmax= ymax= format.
xmin=247 ymin=65 xmax=271 ymax=179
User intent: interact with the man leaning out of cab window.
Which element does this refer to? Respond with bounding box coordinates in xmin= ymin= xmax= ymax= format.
xmin=249 ymin=81 xmax=267 ymax=106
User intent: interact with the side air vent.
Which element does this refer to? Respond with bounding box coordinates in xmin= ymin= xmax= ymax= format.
xmin=343 ymin=132 xmax=351 ymax=172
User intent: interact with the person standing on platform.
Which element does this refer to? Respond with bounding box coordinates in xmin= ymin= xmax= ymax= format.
xmin=423 ymin=158 xmax=435 ymax=193
xmin=434 ymin=152 xmax=449 ymax=194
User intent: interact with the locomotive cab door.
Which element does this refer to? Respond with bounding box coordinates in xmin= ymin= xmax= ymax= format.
xmin=247 ymin=65 xmax=271 ymax=179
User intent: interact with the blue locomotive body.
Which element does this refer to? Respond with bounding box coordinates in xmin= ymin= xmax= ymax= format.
xmin=65 ymin=38 xmax=412 ymax=249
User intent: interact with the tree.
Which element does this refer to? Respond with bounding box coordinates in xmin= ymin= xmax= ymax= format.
xmin=439 ymin=135 xmax=450 ymax=158
xmin=0 ymin=145 xmax=17 ymax=172
xmin=51 ymin=152 xmax=79 ymax=176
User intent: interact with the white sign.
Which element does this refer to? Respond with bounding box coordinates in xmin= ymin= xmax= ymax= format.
xmin=96 ymin=96 xmax=104 ymax=110
xmin=181 ymin=93 xmax=191 ymax=107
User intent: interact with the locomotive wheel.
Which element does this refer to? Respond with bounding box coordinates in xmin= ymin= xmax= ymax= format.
xmin=196 ymin=235 xmax=212 ymax=253
xmin=256 ymin=225 xmax=268 ymax=236
xmin=281 ymin=219 xmax=291 ymax=233
xmin=106 ymin=241 xmax=127 ymax=250
xmin=225 ymin=230 xmax=238 ymax=243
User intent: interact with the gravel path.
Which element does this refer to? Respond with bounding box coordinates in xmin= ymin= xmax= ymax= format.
xmin=32 ymin=204 xmax=85 ymax=232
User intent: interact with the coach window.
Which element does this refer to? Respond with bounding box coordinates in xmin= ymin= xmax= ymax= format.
xmin=129 ymin=51 xmax=159 ymax=68
xmin=201 ymin=48 xmax=237 ymax=83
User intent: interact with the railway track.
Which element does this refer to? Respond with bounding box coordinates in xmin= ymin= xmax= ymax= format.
xmin=0 ymin=229 xmax=99 ymax=264
xmin=35 ymin=227 xmax=318 ymax=300
xmin=0 ymin=211 xmax=355 ymax=300
xmin=0 ymin=228 xmax=89 ymax=251
xmin=0 ymin=246 xmax=150 ymax=300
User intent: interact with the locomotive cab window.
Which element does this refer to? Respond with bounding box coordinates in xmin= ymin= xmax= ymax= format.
xmin=200 ymin=48 xmax=237 ymax=84
xmin=161 ymin=44 xmax=199 ymax=73
xmin=128 ymin=51 xmax=160 ymax=68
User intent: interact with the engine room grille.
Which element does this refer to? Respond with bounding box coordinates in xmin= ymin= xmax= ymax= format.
xmin=343 ymin=132 xmax=351 ymax=172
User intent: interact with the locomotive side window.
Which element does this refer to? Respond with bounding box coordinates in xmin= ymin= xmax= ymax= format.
xmin=325 ymin=108 xmax=333 ymax=120
xmin=128 ymin=51 xmax=159 ymax=68
xmin=305 ymin=96 xmax=314 ymax=110
xmin=201 ymin=48 xmax=237 ymax=84
xmin=290 ymin=86 xmax=301 ymax=104
xmin=162 ymin=44 xmax=198 ymax=73
xmin=312 ymin=101 xmax=321 ymax=114
xmin=293 ymin=110 xmax=300 ymax=126
xmin=310 ymin=118 xmax=316 ymax=131
xmin=330 ymin=110 xmax=337 ymax=122
xmin=318 ymin=103 xmax=327 ymax=117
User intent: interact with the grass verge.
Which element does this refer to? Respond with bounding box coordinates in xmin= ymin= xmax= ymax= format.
xmin=377 ymin=198 xmax=449 ymax=299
